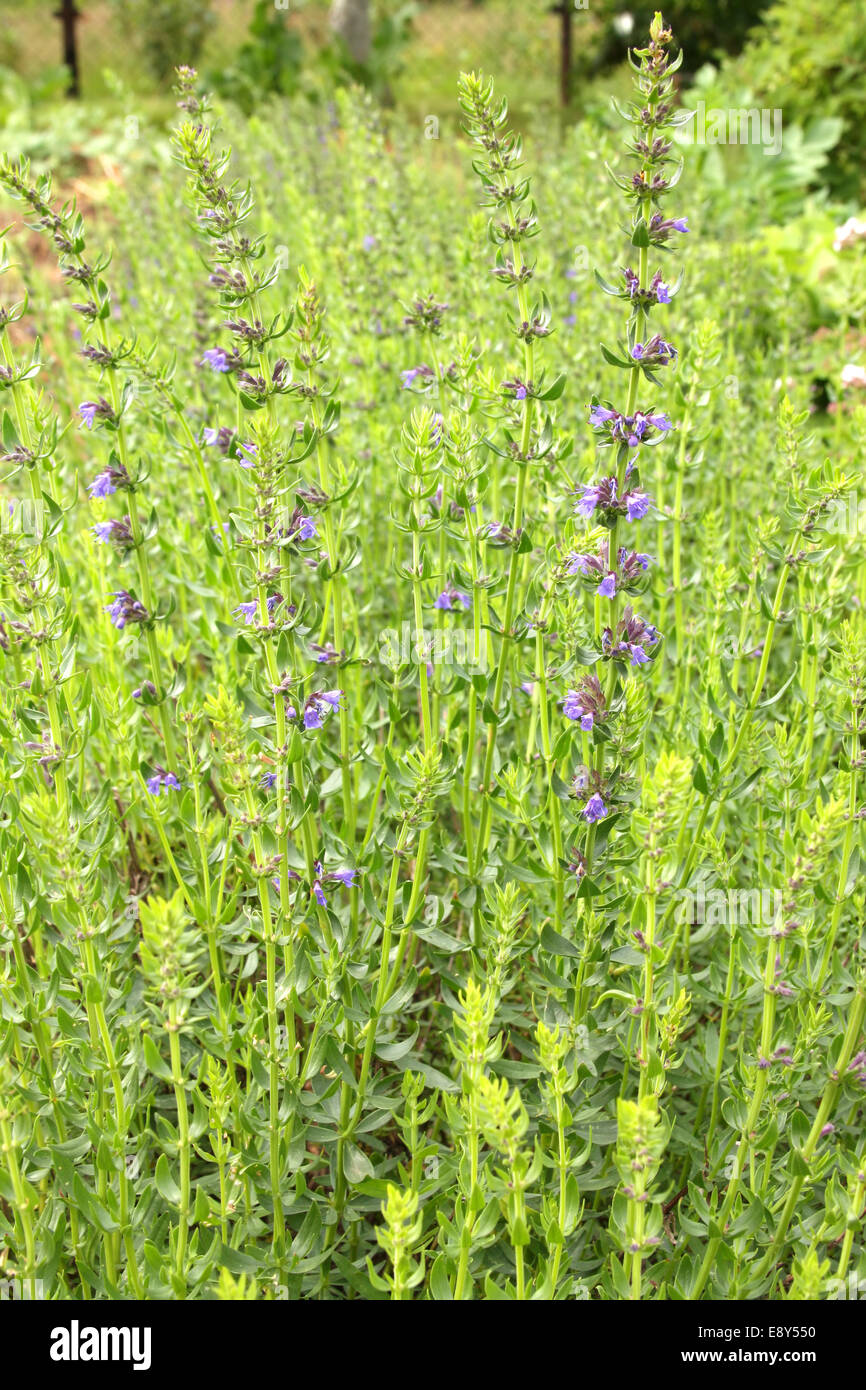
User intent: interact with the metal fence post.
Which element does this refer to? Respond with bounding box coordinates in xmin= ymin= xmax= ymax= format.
xmin=549 ymin=1 xmax=573 ymax=109
xmin=54 ymin=0 xmax=82 ymax=97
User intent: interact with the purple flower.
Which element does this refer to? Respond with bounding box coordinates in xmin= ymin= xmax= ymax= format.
xmin=572 ymin=766 xmax=591 ymax=795
xmin=237 ymin=441 xmax=258 ymax=468
xmin=302 ymin=688 xmax=344 ymax=730
xmin=87 ymin=460 xmax=129 ymax=498
xmin=273 ymin=869 xmax=301 ymax=892
xmin=308 ymin=863 xmax=358 ymax=903
xmin=303 ymin=705 xmax=324 ymax=730
xmin=649 ymin=212 xmax=689 ymax=241
xmin=233 ymin=595 xmax=282 ymax=626
xmin=567 ymin=847 xmax=588 ymax=879
xmin=260 ymin=771 xmax=277 ymax=789
xmin=602 ymin=607 xmax=661 ymax=665
xmin=401 ymin=365 xmax=432 ymax=389
xmin=311 ymin=642 xmax=340 ymax=665
xmin=620 ymin=547 xmax=651 ymax=573
xmin=576 ymin=485 xmax=600 ymax=519
xmin=203 ymin=347 xmax=230 ymax=372
xmin=588 ymin=405 xmax=674 ymax=448
xmin=296 ymin=513 xmax=317 ymax=541
xmin=574 ymin=476 xmax=650 ymax=524
xmin=92 ymin=517 xmax=133 ymax=549
xmin=563 ymin=675 xmax=607 ymax=731
xmin=105 ymin=590 xmax=148 ymax=630
xmin=568 ymin=545 xmax=651 ymax=598
xmin=631 ymin=335 xmax=677 ymax=366
xmin=78 ymin=397 xmax=115 ymax=430
xmin=89 ymin=475 xmax=117 ymax=500
xmin=563 ymin=690 xmax=585 ymax=722
xmin=583 ymin=794 xmax=607 ymax=824
xmin=846 ymin=1051 xmax=866 ymax=1083
xmin=146 ymin=770 xmax=181 ymax=796
xmin=203 ymin=426 xmax=236 ymax=453
xmin=622 ymin=267 xmax=674 ymax=307
xmin=625 ymin=491 xmax=651 ymax=522
xmin=434 ymin=585 xmax=471 ymax=611
xmin=232 ymin=600 xmax=258 ymax=626
xmin=362 ymin=234 xmax=377 ymax=251
xmin=328 ymin=867 xmax=356 ymax=887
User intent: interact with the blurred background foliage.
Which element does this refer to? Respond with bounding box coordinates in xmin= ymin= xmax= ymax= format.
xmin=0 ymin=0 xmax=864 ymax=185
xmin=0 ymin=0 xmax=865 ymax=341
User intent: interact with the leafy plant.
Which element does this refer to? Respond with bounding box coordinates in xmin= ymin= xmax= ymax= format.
xmin=114 ymin=0 xmax=216 ymax=84
xmin=0 ymin=13 xmax=863 ymax=1304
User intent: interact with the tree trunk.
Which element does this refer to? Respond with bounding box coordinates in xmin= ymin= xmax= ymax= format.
xmin=330 ymin=0 xmax=371 ymax=66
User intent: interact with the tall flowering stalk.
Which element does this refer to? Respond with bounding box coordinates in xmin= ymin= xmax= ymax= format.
xmin=0 ymin=237 xmax=149 ymax=1295
xmin=171 ymin=72 xmax=336 ymax=921
xmin=0 ymin=240 xmax=71 ymax=819
xmin=457 ymin=73 xmax=561 ymax=908
xmin=291 ymin=272 xmax=355 ymax=841
xmin=567 ymin=14 xmax=684 ymax=871
xmin=0 ymin=159 xmax=180 ymax=772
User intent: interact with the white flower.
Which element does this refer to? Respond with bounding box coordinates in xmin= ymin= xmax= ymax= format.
xmin=840 ymin=363 xmax=866 ymax=389
xmin=613 ymin=12 xmax=635 ymax=36
xmin=833 ymin=216 xmax=866 ymax=252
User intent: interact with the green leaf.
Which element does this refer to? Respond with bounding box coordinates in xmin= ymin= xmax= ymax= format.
xmin=143 ymin=1033 xmax=173 ymax=1082
xmin=430 ymin=1255 xmax=454 ymax=1301
xmin=540 ymin=923 xmax=581 ymax=957
xmin=692 ymin=763 xmax=710 ymax=795
xmin=343 ymin=1143 xmax=375 ymax=1184
xmin=155 ymin=1155 xmax=182 ymax=1206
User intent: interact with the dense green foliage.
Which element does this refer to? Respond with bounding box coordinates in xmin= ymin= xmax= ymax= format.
xmin=728 ymin=0 xmax=866 ymax=199
xmin=0 ymin=15 xmax=865 ymax=1302
xmin=114 ymin=0 xmax=217 ymax=83
xmin=576 ymin=0 xmax=771 ymax=78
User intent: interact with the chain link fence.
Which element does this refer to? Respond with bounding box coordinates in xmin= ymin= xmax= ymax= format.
xmin=0 ymin=0 xmax=580 ymax=115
